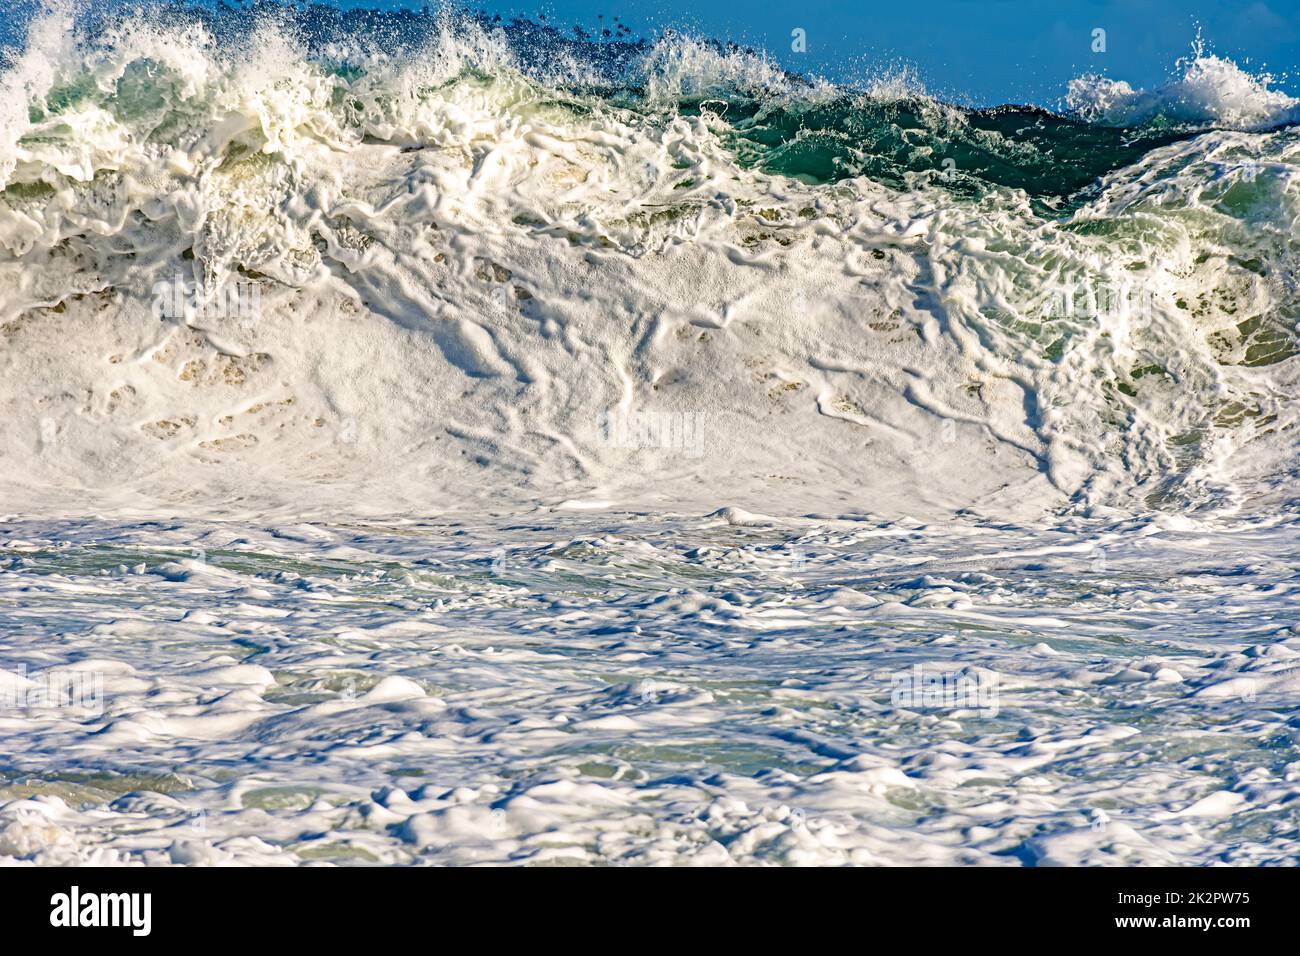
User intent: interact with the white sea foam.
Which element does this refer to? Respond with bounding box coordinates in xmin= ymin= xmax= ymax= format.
xmin=1066 ymin=41 xmax=1300 ymax=131
xmin=2 ymin=510 xmax=1299 ymax=865
xmin=1 ymin=8 xmax=1296 ymax=518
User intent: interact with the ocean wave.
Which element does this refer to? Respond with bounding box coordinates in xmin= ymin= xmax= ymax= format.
xmin=1 ymin=2 xmax=1298 ymax=519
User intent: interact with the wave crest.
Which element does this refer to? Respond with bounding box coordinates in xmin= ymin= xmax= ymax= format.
xmin=1066 ymin=40 xmax=1300 ymax=131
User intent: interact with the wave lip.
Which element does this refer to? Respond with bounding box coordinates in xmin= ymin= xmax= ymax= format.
xmin=1066 ymin=47 xmax=1300 ymax=132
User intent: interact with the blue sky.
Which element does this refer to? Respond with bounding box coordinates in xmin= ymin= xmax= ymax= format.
xmin=460 ymin=0 xmax=1300 ymax=106
xmin=2 ymin=0 xmax=1296 ymax=107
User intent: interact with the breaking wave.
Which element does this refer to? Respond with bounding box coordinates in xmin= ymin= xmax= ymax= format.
xmin=2 ymin=2 xmax=1298 ymax=519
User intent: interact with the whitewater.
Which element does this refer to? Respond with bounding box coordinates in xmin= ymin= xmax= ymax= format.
xmin=1 ymin=2 xmax=1299 ymax=865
